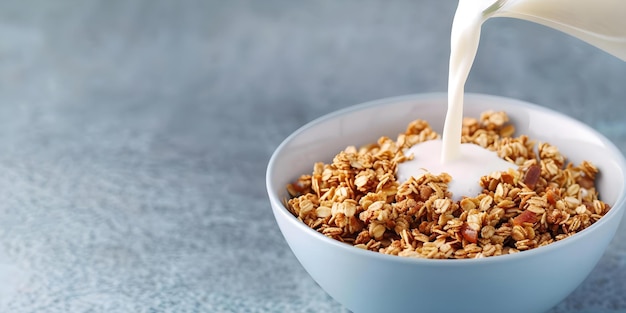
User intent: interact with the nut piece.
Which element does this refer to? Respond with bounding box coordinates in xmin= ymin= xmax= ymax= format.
xmin=461 ymin=223 xmax=478 ymax=244
xmin=523 ymin=164 xmax=541 ymax=190
xmin=513 ymin=210 xmax=537 ymax=226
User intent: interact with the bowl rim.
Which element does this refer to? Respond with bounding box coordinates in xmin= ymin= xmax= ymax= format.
xmin=266 ymin=92 xmax=626 ymax=266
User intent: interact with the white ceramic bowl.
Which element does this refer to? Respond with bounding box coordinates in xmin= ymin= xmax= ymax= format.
xmin=266 ymin=93 xmax=626 ymax=313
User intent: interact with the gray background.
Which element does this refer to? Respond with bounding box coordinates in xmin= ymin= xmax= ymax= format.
xmin=0 ymin=0 xmax=625 ymax=312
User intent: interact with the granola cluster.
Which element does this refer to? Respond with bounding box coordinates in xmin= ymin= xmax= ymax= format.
xmin=285 ymin=111 xmax=610 ymax=259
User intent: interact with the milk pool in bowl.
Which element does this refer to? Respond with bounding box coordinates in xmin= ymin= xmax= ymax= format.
xmin=266 ymin=93 xmax=626 ymax=313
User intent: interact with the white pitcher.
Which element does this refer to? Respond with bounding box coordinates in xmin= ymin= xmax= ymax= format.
xmin=482 ymin=0 xmax=626 ymax=61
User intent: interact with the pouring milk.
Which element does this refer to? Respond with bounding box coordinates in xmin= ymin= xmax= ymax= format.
xmin=398 ymin=0 xmax=626 ymax=200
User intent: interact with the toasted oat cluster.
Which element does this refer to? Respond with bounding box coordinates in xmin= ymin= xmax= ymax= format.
xmin=285 ymin=111 xmax=610 ymax=259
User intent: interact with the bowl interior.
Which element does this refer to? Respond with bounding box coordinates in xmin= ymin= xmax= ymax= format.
xmin=268 ymin=93 xmax=626 ymax=214
xmin=266 ymin=93 xmax=626 ymax=249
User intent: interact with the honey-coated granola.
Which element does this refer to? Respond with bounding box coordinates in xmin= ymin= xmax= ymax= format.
xmin=285 ymin=110 xmax=610 ymax=259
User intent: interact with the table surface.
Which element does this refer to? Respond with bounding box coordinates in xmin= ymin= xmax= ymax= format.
xmin=0 ymin=1 xmax=625 ymax=312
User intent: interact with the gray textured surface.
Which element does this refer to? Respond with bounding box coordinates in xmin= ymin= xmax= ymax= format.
xmin=0 ymin=0 xmax=625 ymax=312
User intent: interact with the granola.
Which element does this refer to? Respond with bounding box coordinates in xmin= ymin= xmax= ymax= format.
xmin=285 ymin=111 xmax=610 ymax=259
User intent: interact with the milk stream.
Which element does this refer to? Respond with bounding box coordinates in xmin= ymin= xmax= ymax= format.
xmin=398 ymin=1 xmax=514 ymax=200
xmin=441 ymin=0 xmax=490 ymax=163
